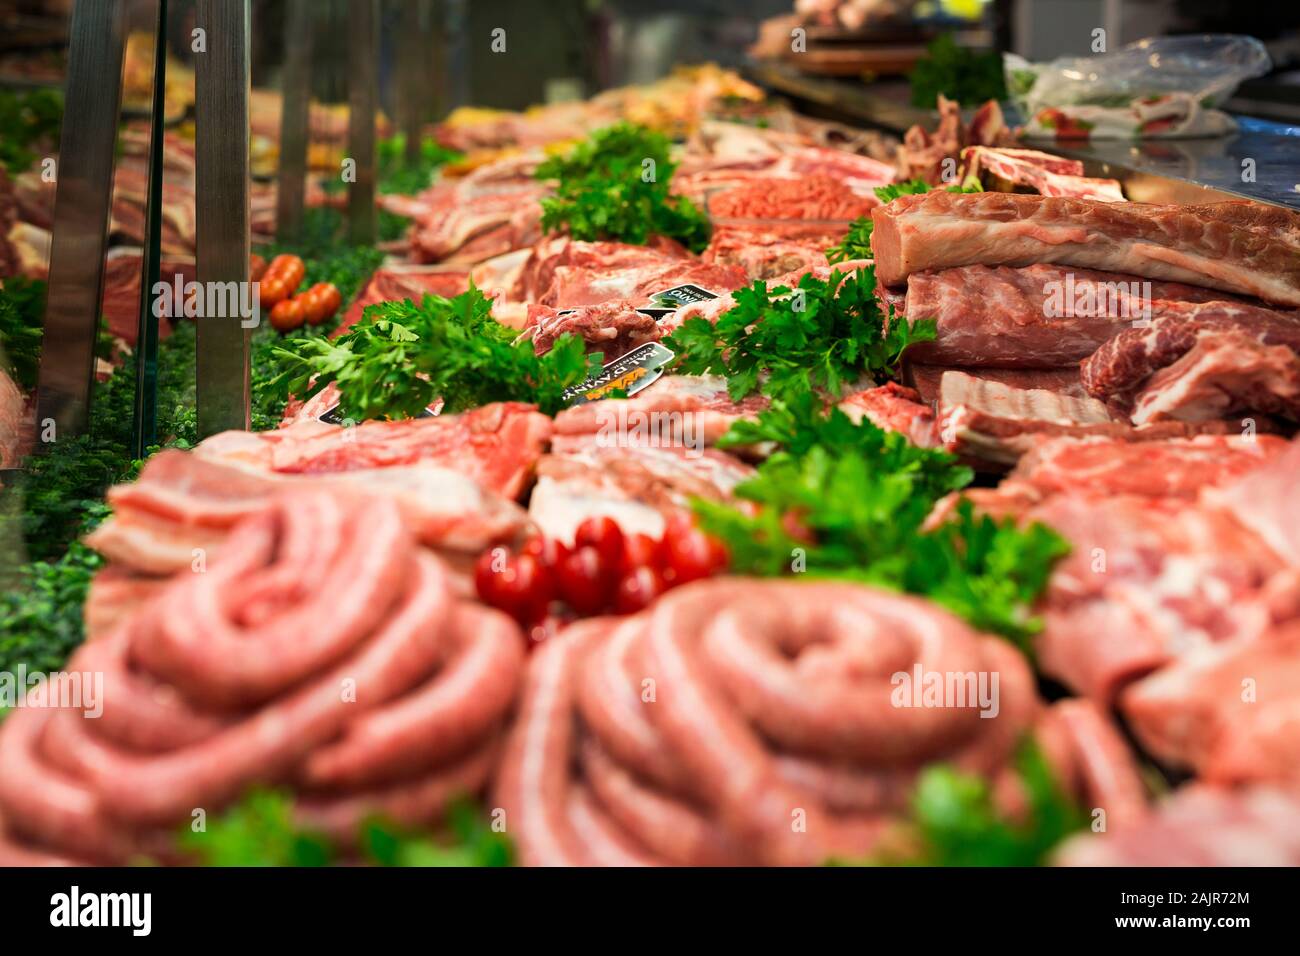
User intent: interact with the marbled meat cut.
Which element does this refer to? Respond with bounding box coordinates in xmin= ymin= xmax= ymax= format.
xmin=870 ymin=192 xmax=1300 ymax=307
xmin=703 ymin=222 xmax=837 ymax=280
xmin=528 ymin=437 xmax=756 ymax=543
xmin=0 ymin=491 xmax=524 ymax=864
xmin=1030 ymin=493 xmax=1280 ymax=703
xmin=890 ymin=264 xmax=1249 ymax=369
xmin=523 ymin=299 xmax=661 ymax=358
xmin=1080 ymin=307 xmax=1300 ymax=421
xmin=553 ymin=375 xmax=769 ymax=447
xmin=1008 ymin=434 xmax=1288 ymax=501
xmin=1056 ymin=786 xmax=1300 ymax=866
xmin=1202 ymin=434 xmax=1300 ymax=567
xmin=508 ymin=236 xmax=689 ymax=305
xmin=195 ymin=401 xmax=552 ymax=500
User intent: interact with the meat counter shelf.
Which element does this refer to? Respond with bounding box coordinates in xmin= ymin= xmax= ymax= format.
xmin=745 ymin=59 xmax=1300 ymax=212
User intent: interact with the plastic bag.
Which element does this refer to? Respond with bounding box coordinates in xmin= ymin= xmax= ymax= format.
xmin=1006 ymin=35 xmax=1272 ymax=140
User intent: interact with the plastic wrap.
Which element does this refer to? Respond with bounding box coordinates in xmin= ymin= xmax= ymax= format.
xmin=1006 ymin=35 xmax=1271 ymax=140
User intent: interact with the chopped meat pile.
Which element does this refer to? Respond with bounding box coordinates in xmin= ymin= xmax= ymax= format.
xmin=708 ymin=174 xmax=876 ymax=221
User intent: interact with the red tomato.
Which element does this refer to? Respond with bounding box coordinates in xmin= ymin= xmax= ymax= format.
xmin=269 ymin=297 xmax=306 ymax=333
xmin=311 ymin=282 xmax=343 ymax=322
xmin=621 ymin=532 xmax=663 ymax=573
xmin=250 ymin=254 xmax=267 ymax=281
xmin=614 ymin=565 xmax=667 ymax=614
xmin=267 ymin=254 xmax=306 ymax=293
xmin=475 ymin=548 xmax=551 ymax=625
xmin=661 ymin=514 xmax=729 ymax=585
xmin=520 ymin=535 xmax=570 ymax=571
xmin=555 ymin=545 xmax=614 ymax=616
xmin=573 ymin=516 xmax=624 ymax=571
xmin=259 ymin=276 xmax=289 ymax=308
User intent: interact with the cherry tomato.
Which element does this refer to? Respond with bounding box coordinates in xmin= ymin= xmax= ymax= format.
xmin=621 ymin=532 xmax=663 ymax=573
xmin=250 ymin=254 xmax=268 ymax=281
xmin=520 ymin=535 xmax=570 ymax=571
xmin=259 ymin=276 xmax=289 ymax=308
xmin=573 ymin=516 xmax=624 ymax=572
xmin=476 ymin=549 xmax=552 ymax=625
xmin=614 ymin=565 xmax=667 ymax=614
xmin=309 ymin=282 xmax=343 ymax=323
xmin=267 ymin=254 xmax=305 ymax=293
xmin=660 ymin=513 xmax=729 ymax=585
xmin=269 ymin=297 xmax=306 ymax=333
xmin=555 ymin=545 xmax=614 ymax=616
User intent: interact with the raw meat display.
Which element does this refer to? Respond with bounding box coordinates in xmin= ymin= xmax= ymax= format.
xmin=871 ymin=192 xmax=1300 ymax=306
xmin=959 ymin=147 xmax=1124 ymax=202
xmin=0 ymin=491 xmax=524 ymax=864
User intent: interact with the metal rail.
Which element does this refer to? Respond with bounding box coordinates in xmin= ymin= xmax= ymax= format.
xmin=347 ymin=0 xmax=378 ymax=245
xmin=33 ymin=0 xmax=127 ymax=441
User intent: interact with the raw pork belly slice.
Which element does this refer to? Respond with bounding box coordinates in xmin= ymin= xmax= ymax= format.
xmin=197 ymin=402 xmax=552 ymax=500
xmin=891 ymin=264 xmax=1249 ymax=368
xmin=960 ymin=146 xmax=1124 ymax=202
xmin=1120 ymin=623 xmax=1300 ymax=783
xmin=907 ymin=364 xmax=1087 ymax=404
xmin=935 ymin=371 xmax=1239 ymax=468
xmin=870 ymin=192 xmax=1300 ymax=306
xmin=837 ymin=383 xmax=938 ymax=447
xmin=553 ymin=375 xmax=769 ymax=447
xmin=1056 ymin=786 xmax=1300 ymax=866
xmin=1030 ymin=493 xmax=1279 ymax=703
xmin=1009 ymin=434 xmax=1287 ymax=500
xmin=528 ymin=439 xmax=755 ymax=544
xmin=1081 ymin=307 xmax=1300 ymax=420
xmin=523 ymin=300 xmax=661 ymax=358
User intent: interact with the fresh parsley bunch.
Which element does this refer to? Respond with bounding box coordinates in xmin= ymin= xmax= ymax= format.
xmin=271 ymin=287 xmax=600 ymax=421
xmin=665 ymin=267 xmax=934 ymax=402
xmin=693 ymin=389 xmax=1069 ymax=646
xmin=535 ymin=122 xmax=710 ymax=252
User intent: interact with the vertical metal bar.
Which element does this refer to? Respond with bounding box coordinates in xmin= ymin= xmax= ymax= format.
xmin=275 ymin=0 xmax=313 ymax=243
xmin=131 ymin=0 xmax=167 ymax=458
xmin=194 ymin=0 xmax=251 ymax=437
xmin=429 ymin=0 xmax=448 ymax=121
xmin=33 ymin=0 xmax=127 ymax=440
xmin=398 ymin=0 xmax=425 ymax=166
xmin=348 ymin=0 xmax=378 ymax=245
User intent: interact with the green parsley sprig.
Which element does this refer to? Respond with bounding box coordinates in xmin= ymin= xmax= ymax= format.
xmin=270 ymin=286 xmax=601 ymax=421
xmin=693 ymin=389 xmax=1069 ymax=646
xmin=664 ymin=267 xmax=934 ymax=403
xmin=535 ymin=122 xmax=710 ymax=252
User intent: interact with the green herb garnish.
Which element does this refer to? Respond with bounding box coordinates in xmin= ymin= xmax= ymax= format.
xmin=271 ymin=286 xmax=601 ymax=421
xmin=0 ymin=88 xmax=63 ymax=175
xmin=664 ymin=267 xmax=933 ymax=403
xmin=535 ymin=122 xmax=710 ymax=252
xmin=693 ymin=389 xmax=1068 ymax=645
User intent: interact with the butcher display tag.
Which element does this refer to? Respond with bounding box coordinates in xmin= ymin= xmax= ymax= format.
xmin=319 ymin=403 xmax=439 ymax=424
xmin=649 ymin=284 xmax=719 ymax=308
xmin=562 ymin=342 xmax=675 ymax=406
